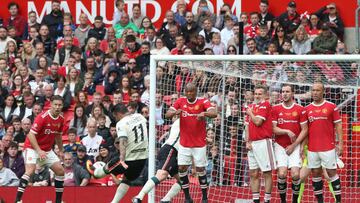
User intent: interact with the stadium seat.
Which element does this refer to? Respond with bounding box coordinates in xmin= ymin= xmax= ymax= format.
xmin=96 ymin=85 xmax=105 ymax=94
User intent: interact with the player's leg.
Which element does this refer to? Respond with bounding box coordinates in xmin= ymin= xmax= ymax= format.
xmin=178 ymin=145 xmax=193 ymax=202
xmin=160 ymin=174 xmax=182 ymax=203
xmin=288 ymin=145 xmax=301 ymax=203
xmin=15 ymin=149 xmax=37 ymax=202
xmin=277 ymin=167 xmax=288 ymax=203
xmin=50 ymin=162 xmax=65 ymax=203
xmin=15 ymin=163 xmax=35 ymax=202
xmin=274 ymin=142 xmax=289 ymax=203
xmin=259 ymin=139 xmax=276 ymax=203
xmin=111 ymin=178 xmax=131 ymax=203
xmin=320 ymin=150 xmax=341 ymax=203
xmin=248 ymin=147 xmax=261 ymax=203
xmin=48 ymin=150 xmax=65 ymax=203
xmin=308 ymin=150 xmax=324 ymax=203
xmin=297 ymin=165 xmax=311 ymax=203
xmin=134 ymin=169 xmax=169 ymax=201
xmin=193 ymin=146 xmax=208 ymax=202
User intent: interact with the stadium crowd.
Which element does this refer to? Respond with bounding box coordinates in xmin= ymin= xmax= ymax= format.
xmin=0 ymin=0 xmax=357 ymax=189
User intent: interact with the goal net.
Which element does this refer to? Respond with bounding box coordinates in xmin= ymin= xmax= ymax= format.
xmin=148 ymin=55 xmax=360 ymax=203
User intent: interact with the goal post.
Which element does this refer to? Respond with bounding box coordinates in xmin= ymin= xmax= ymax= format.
xmin=148 ymin=54 xmax=360 ymax=203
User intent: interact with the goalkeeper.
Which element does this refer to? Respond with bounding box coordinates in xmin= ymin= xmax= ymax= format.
xmin=133 ymin=118 xmax=182 ymax=203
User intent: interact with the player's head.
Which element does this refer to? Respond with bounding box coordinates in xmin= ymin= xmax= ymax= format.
xmin=113 ymin=104 xmax=129 ymax=121
xmin=254 ymin=84 xmax=267 ymax=104
xmin=311 ymin=81 xmax=325 ymax=102
xmin=281 ymin=84 xmax=294 ymax=103
xmin=50 ymin=95 xmax=64 ymax=116
xmin=184 ymin=83 xmax=197 ymax=102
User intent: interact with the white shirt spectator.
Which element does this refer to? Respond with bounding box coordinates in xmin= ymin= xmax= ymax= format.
xmin=220 ymin=27 xmax=234 ymax=46
xmin=0 ymin=37 xmax=16 ymax=54
xmin=81 ymin=134 xmax=104 ymax=158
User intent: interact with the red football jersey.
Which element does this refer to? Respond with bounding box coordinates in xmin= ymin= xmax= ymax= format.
xmin=272 ymin=103 xmax=307 ymax=148
xmin=305 ymin=100 xmax=341 ymax=152
xmin=171 ymin=97 xmax=214 ymax=147
xmin=24 ymin=110 xmax=64 ymax=151
xmin=245 ymin=100 xmax=273 ymax=141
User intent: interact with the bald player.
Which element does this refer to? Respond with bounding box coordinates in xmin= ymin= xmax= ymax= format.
xmin=305 ymin=82 xmax=343 ymax=203
xmin=166 ymin=83 xmax=217 ymax=203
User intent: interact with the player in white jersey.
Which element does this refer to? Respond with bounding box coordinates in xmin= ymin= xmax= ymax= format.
xmin=133 ymin=118 xmax=181 ymax=203
xmin=87 ymin=104 xmax=148 ymax=203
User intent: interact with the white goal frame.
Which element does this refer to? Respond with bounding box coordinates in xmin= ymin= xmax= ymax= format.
xmin=148 ymin=54 xmax=360 ymax=203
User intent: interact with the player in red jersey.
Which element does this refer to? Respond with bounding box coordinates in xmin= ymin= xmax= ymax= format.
xmin=272 ymin=84 xmax=308 ymax=203
xmin=305 ymin=82 xmax=343 ymax=203
xmin=165 ymin=83 xmax=217 ymax=203
xmin=244 ymin=84 xmax=275 ymax=203
xmin=15 ymin=95 xmax=65 ymax=203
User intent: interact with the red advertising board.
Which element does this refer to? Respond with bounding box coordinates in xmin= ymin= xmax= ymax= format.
xmin=0 ymin=0 xmax=355 ymax=28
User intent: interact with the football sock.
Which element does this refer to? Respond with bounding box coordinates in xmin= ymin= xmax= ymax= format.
xmin=197 ymin=171 xmax=208 ymax=200
xmin=312 ymin=177 xmax=324 ymax=203
xmin=161 ymin=182 xmax=182 ymax=201
xmin=179 ymin=171 xmax=191 ymax=200
xmin=137 ymin=177 xmax=160 ymax=200
xmin=15 ymin=174 xmax=30 ymax=201
xmin=54 ymin=175 xmax=64 ymax=203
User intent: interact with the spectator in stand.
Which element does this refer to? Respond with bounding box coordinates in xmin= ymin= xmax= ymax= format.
xmin=130 ymin=4 xmax=144 ymax=29
xmin=97 ymin=114 xmax=112 ymax=145
xmin=12 ymin=118 xmax=25 ymax=145
xmin=75 ymin=13 xmax=91 ymax=48
xmin=240 ymin=13 xmax=249 ymax=28
xmin=83 ymin=37 xmax=100 ymax=61
xmin=272 ymin=25 xmax=288 ymax=54
xmin=13 ymin=92 xmax=34 ymax=120
xmin=87 ymin=16 xmax=107 ymax=42
xmin=28 ymin=68 xmax=48 ymax=97
xmin=336 ymin=41 xmax=349 ymax=54
xmin=199 ymin=18 xmax=220 ymax=46
xmin=0 ymin=26 xmax=16 ymax=55
xmin=75 ymin=145 xmax=93 ymax=170
xmin=244 ymin=12 xmax=260 ymax=39
xmin=136 ymin=42 xmax=151 ymax=74
xmin=81 ymin=118 xmax=104 ymax=158
xmin=139 ymin=17 xmax=155 ymax=38
xmin=215 ymin=3 xmax=238 ymax=30
xmin=258 ymin=0 xmax=275 ymax=28
xmin=113 ymin=0 xmax=125 ymax=26
xmin=11 ymin=75 xmax=23 ymax=98
xmin=154 ymin=92 xmax=168 ymax=127
xmin=38 ymin=84 xmax=54 ymax=111
xmin=90 ymin=105 xmax=111 ymax=128
xmin=3 ymin=141 xmax=24 ymax=178
xmin=151 ymin=37 xmax=170 ymax=56
xmin=64 ymin=128 xmax=81 ymax=157
xmin=53 ymin=76 xmax=72 ymax=111
xmin=158 ymin=10 xmax=179 ymax=38
xmin=140 ymin=75 xmax=150 ymax=106
xmin=124 ymin=35 xmax=142 ymax=59
xmin=312 ymin=24 xmax=338 ymax=54
xmin=181 ymin=11 xmax=201 ymax=44
xmin=53 ymin=36 xmax=76 ymax=66
xmin=99 ymin=27 xmax=117 ymax=55
xmin=69 ymin=105 xmax=88 ymax=138
xmin=171 ymin=34 xmax=187 ymax=55
xmin=278 ymin=1 xmax=300 ymax=33
xmin=175 ymin=62 xmax=192 ymax=94
xmin=96 ymin=143 xmax=112 ymax=164
xmin=307 ymin=14 xmax=321 ymax=41
xmin=0 ymin=95 xmax=17 ymax=125
xmin=195 ymin=0 xmax=216 ymax=26
xmin=142 ymin=27 xmax=156 ymax=49
xmin=28 ymin=11 xmax=40 ymax=32
xmin=7 ymin=26 xmax=23 ymax=52
xmin=220 ymin=16 xmax=235 ymax=47
xmin=130 ymin=67 xmax=145 ymax=92
xmin=292 ymin=25 xmax=311 ymax=55
xmin=27 ymin=25 xmax=39 ymax=45
xmin=246 ymin=38 xmax=260 ymax=55
xmin=57 ymin=23 xmax=79 ymax=50
xmin=255 ymin=24 xmax=271 ymax=53
xmin=34 ymin=24 xmax=56 ymax=59
xmin=29 ymin=164 xmax=51 ymax=186
xmin=41 ymin=0 xmax=63 ymax=40
xmin=63 ymin=152 xmax=90 ymax=186
xmin=315 ymin=3 xmax=344 ymax=41
xmin=0 ymin=157 xmax=19 ymax=186
xmin=27 ymin=102 xmax=42 ymax=123
xmin=174 ymin=0 xmax=187 ymax=26
xmin=163 ymin=25 xmax=178 ymax=51
xmin=210 ymin=32 xmax=226 ymax=55
xmin=281 ymin=40 xmax=294 ymax=55
xmin=21 ymin=42 xmax=36 ymax=65
xmin=114 ymin=13 xmax=139 ymax=39
xmin=129 ymin=91 xmax=146 ymax=114
xmin=29 ymin=42 xmax=52 ymax=72
xmin=0 ymin=117 xmax=5 ymax=139
xmin=66 ymin=67 xmax=84 ymax=97
xmin=15 ymin=62 xmax=34 ymax=84
xmin=4 ymin=2 xmax=27 ymax=39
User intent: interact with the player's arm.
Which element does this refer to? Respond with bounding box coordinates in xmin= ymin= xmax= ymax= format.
xmin=272 ymin=122 xmax=296 ymax=142
xmin=165 ymin=107 xmax=181 ymax=119
xmin=55 ymin=132 xmax=64 ymax=153
xmin=118 ymin=136 xmax=128 ymax=168
xmin=244 ymin=124 xmax=252 ymax=150
xmin=246 ymin=107 xmax=264 ymax=126
xmin=293 ymin=122 xmax=308 ymax=146
xmin=335 ymin=121 xmax=343 ymax=156
xmin=204 ymin=107 xmax=217 ymax=118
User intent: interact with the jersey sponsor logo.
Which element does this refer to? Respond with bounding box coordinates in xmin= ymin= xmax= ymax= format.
xmin=278 ymin=118 xmax=298 ymax=124
xmin=181 ymin=111 xmax=198 ymax=117
xmin=308 ymin=116 xmax=328 ymax=122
